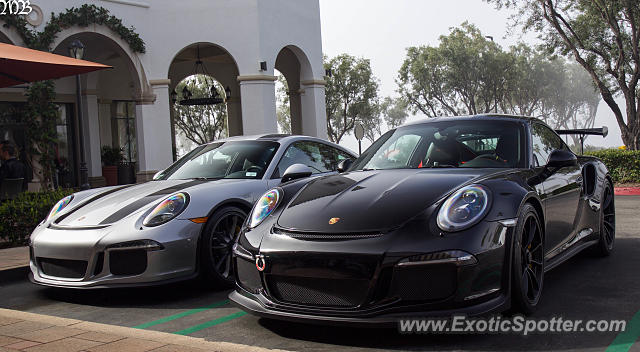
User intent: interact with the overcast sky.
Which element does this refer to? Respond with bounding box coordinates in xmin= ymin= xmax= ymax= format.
xmin=318 ymin=0 xmax=624 ymax=153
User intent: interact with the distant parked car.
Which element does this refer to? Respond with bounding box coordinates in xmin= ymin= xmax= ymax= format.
xmin=29 ymin=134 xmax=356 ymax=289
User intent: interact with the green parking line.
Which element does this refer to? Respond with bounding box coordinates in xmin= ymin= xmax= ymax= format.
xmin=173 ymin=311 xmax=247 ymax=335
xmin=133 ymin=300 xmax=229 ymax=329
xmin=606 ymin=309 xmax=640 ymax=352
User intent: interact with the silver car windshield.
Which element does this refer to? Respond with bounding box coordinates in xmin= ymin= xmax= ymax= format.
xmin=159 ymin=141 xmax=279 ymax=180
xmin=351 ymin=120 xmax=526 ymax=170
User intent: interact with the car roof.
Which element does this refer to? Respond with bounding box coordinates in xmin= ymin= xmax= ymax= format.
xmin=200 ymin=134 xmax=357 ymax=156
xmin=399 ymin=114 xmax=539 ymax=128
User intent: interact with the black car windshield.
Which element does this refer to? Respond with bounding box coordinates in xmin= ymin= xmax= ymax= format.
xmin=351 ymin=120 xmax=526 ymax=170
xmin=158 ymin=141 xmax=279 ymax=180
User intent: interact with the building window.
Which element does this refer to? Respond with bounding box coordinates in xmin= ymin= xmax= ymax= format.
xmin=112 ymin=101 xmax=137 ymax=163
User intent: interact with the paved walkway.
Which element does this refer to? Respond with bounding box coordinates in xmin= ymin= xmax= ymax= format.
xmin=0 ymin=247 xmax=28 ymax=271
xmin=0 ymin=309 xmax=284 ymax=352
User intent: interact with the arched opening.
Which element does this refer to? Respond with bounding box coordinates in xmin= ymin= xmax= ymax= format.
xmin=172 ymin=74 xmax=229 ymax=156
xmin=168 ymin=43 xmax=241 ymax=159
xmin=50 ymin=32 xmax=143 ymax=187
xmin=274 ymin=45 xmax=315 ymax=136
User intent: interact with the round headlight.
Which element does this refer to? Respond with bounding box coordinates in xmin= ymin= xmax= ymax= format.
xmin=48 ymin=195 xmax=74 ymax=221
xmin=437 ymin=185 xmax=490 ymax=232
xmin=249 ymin=189 xmax=281 ymax=229
xmin=143 ymin=193 xmax=189 ymax=227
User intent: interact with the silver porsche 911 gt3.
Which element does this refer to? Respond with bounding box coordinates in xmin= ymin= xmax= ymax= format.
xmin=29 ymin=134 xmax=355 ymax=289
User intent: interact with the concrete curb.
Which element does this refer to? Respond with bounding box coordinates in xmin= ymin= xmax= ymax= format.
xmin=615 ymin=187 xmax=640 ymax=196
xmin=0 ymin=308 xmax=290 ymax=352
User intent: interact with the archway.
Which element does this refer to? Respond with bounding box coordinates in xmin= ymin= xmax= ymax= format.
xmin=274 ymin=45 xmax=315 ymax=135
xmin=168 ymin=43 xmax=241 ymax=158
xmin=51 ymin=31 xmax=143 ymax=187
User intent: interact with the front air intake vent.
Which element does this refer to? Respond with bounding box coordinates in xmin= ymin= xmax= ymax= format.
xmin=38 ymin=258 xmax=87 ymax=279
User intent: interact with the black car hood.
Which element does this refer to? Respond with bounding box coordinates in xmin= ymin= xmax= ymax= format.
xmin=277 ymin=168 xmax=500 ymax=233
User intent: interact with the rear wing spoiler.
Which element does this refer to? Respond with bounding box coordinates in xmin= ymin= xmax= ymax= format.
xmin=554 ymin=127 xmax=608 ymax=154
xmin=555 ymin=127 xmax=608 ymax=138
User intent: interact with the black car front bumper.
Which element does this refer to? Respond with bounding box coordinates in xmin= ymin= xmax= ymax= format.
xmin=230 ymin=219 xmax=516 ymax=326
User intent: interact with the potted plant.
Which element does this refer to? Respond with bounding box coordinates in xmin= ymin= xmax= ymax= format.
xmin=101 ymin=146 xmax=123 ymax=186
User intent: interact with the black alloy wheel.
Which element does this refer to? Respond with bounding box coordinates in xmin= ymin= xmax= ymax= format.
xmin=512 ymin=203 xmax=544 ymax=314
xmin=596 ymin=181 xmax=616 ymax=256
xmin=200 ymin=206 xmax=247 ymax=288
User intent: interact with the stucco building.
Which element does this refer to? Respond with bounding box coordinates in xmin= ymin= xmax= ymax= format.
xmin=0 ymin=0 xmax=327 ymax=188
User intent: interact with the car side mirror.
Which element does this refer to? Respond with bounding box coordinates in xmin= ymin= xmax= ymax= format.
xmin=281 ymin=164 xmax=313 ymax=183
xmin=547 ymin=149 xmax=577 ymax=168
xmin=152 ymin=170 xmax=164 ymax=180
xmin=337 ymin=159 xmax=353 ymax=173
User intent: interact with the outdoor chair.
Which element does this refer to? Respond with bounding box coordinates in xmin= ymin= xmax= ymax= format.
xmin=0 ymin=178 xmax=24 ymax=201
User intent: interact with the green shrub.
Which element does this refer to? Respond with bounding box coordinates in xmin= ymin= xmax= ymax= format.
xmin=0 ymin=189 xmax=74 ymax=246
xmin=585 ymin=149 xmax=640 ymax=184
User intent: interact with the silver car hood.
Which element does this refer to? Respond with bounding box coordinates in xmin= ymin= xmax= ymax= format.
xmin=56 ymin=179 xmax=243 ymax=227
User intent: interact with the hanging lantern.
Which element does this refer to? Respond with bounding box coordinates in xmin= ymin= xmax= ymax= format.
xmin=179 ymin=45 xmax=226 ymax=106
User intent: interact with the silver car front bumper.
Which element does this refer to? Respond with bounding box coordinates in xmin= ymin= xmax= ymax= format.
xmin=29 ymin=219 xmax=203 ymax=288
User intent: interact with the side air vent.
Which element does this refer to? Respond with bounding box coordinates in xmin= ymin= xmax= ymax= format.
xmin=583 ymin=164 xmax=596 ymax=196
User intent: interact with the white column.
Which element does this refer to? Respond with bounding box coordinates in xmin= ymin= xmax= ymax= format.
xmin=300 ymin=80 xmax=328 ymax=139
xmin=81 ymin=93 xmax=102 ymax=177
xmin=135 ymin=80 xmax=174 ymax=181
xmin=227 ymin=98 xmax=243 ymax=137
xmin=238 ymin=75 xmax=278 ymax=135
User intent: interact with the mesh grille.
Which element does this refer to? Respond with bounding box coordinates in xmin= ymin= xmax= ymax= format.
xmin=390 ymin=264 xmax=457 ymax=301
xmin=272 ymin=228 xmax=383 ymax=240
xmin=38 ymin=258 xmax=87 ymax=279
xmin=109 ymin=249 xmax=147 ymax=276
xmin=236 ymin=258 xmax=262 ymax=293
xmin=268 ymin=276 xmax=369 ymax=307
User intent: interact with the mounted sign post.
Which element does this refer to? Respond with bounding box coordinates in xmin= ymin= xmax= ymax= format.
xmin=354 ymin=122 xmax=365 ymax=155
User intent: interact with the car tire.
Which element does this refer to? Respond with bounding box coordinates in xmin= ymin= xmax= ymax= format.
xmin=199 ymin=206 xmax=247 ymax=288
xmin=511 ymin=203 xmax=545 ymax=315
xmin=595 ymin=180 xmax=615 ymax=257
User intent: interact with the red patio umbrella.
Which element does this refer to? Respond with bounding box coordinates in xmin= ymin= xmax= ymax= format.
xmin=0 ymin=42 xmax=111 ymax=88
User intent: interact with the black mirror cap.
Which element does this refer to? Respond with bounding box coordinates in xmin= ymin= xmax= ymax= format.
xmin=337 ymin=159 xmax=353 ymax=173
xmin=281 ymin=164 xmax=313 ymax=183
xmin=547 ymin=149 xmax=578 ymax=168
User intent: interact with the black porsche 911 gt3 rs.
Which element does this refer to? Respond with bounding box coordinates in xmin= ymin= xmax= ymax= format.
xmin=229 ymin=115 xmax=615 ymax=325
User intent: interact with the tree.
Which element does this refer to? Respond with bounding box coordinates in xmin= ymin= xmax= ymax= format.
xmin=501 ymin=44 xmax=562 ymax=117
xmin=398 ymin=23 xmax=599 ymax=142
xmin=173 ymin=75 xmax=228 ymax=147
xmin=324 ymin=54 xmax=380 ymax=143
xmin=398 ymin=22 xmax=509 ymax=117
xmin=380 ymin=97 xmax=409 ymax=129
xmin=550 ymin=62 xmax=601 ymax=147
xmin=487 ymin=0 xmax=640 ymax=149
xmin=275 ymin=74 xmax=292 ymax=134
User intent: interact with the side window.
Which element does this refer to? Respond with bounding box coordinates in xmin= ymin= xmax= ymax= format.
xmin=531 ymin=123 xmax=566 ymax=167
xmin=273 ymin=141 xmax=333 ymax=178
xmin=335 ymin=148 xmax=353 ymax=163
xmin=318 ymin=144 xmax=353 ymax=172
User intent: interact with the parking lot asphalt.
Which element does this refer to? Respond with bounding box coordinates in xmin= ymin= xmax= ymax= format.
xmin=1 ymin=196 xmax=639 ymax=352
